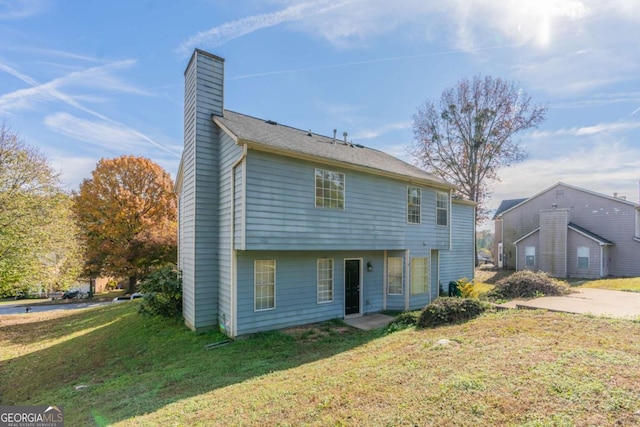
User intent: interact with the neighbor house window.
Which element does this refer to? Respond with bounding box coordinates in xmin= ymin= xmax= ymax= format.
xmin=577 ymin=247 xmax=589 ymax=269
xmin=525 ymin=246 xmax=535 ymax=267
xmin=255 ymin=260 xmax=275 ymax=311
xmin=411 ymin=257 xmax=429 ymax=294
xmin=388 ymin=257 xmax=403 ymax=295
xmin=317 ymin=258 xmax=334 ymax=303
xmin=436 ymin=191 xmax=449 ymax=226
xmin=556 ymin=190 xmax=564 ymax=198
xmin=407 ymin=186 xmax=421 ymax=224
xmin=315 ymin=168 xmax=345 ymax=209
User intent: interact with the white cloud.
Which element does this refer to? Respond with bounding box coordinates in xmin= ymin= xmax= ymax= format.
xmin=175 ymin=0 xmax=354 ymax=56
xmin=352 ymin=120 xmax=412 ymax=140
xmin=490 ymin=142 xmax=640 ymax=210
xmin=531 ymin=120 xmax=640 ymax=138
xmin=0 ymin=0 xmax=46 ymax=19
xmin=44 ymin=113 xmax=181 ymax=157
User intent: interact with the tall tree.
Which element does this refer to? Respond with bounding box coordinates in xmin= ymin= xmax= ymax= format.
xmin=0 ymin=122 xmax=83 ymax=296
xmin=74 ymin=155 xmax=177 ymax=292
xmin=411 ymin=75 xmax=547 ymax=222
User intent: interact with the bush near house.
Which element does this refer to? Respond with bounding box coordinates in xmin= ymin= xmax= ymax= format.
xmin=489 ymin=270 xmax=571 ymax=300
xmin=417 ymin=297 xmax=490 ymax=328
xmin=138 ymin=266 xmax=182 ymax=318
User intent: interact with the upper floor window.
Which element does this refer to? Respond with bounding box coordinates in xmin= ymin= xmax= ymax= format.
xmin=315 ymin=169 xmax=345 ymax=209
xmin=525 ymin=246 xmax=535 ymax=267
xmin=436 ymin=191 xmax=449 ymax=226
xmin=407 ymin=186 xmax=421 ymax=224
xmin=577 ymin=247 xmax=589 ymax=269
xmin=387 ymin=257 xmax=403 ymax=295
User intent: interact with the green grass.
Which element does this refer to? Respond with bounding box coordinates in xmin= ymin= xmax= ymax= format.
xmin=572 ymin=277 xmax=640 ymax=292
xmin=2 ymin=303 xmax=640 ymax=426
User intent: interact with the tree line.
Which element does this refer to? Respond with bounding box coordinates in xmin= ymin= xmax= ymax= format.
xmin=0 ymin=122 xmax=176 ymax=298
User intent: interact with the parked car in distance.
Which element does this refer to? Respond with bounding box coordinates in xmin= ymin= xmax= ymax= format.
xmin=477 ymin=255 xmax=495 ymax=265
xmin=62 ymin=290 xmax=80 ymax=299
xmin=112 ymin=293 xmax=144 ymax=303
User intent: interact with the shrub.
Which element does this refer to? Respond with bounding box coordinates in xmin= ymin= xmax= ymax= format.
xmin=385 ymin=311 xmax=420 ymax=333
xmin=138 ymin=266 xmax=182 ymax=318
xmin=456 ymin=278 xmax=479 ymax=299
xmin=417 ymin=297 xmax=490 ymax=328
xmin=489 ymin=270 xmax=570 ymax=300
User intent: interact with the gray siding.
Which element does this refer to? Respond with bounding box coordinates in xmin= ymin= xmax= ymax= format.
xmin=515 ymin=232 xmax=539 ymax=271
xmin=498 ymin=183 xmax=640 ymax=277
xmin=567 ymin=230 xmax=603 ymax=279
xmin=243 ymin=150 xmax=450 ymax=251
xmin=539 ymin=209 xmax=569 ymax=277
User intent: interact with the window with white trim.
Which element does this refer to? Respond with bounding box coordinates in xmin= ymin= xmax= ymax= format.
xmin=411 ymin=257 xmax=429 ymax=294
xmin=436 ymin=191 xmax=449 ymax=226
xmin=407 ymin=186 xmax=421 ymax=224
xmin=525 ymin=246 xmax=535 ymax=267
xmin=577 ymin=247 xmax=589 ymax=269
xmin=387 ymin=257 xmax=403 ymax=295
xmin=315 ymin=168 xmax=345 ymax=209
xmin=254 ymin=260 xmax=275 ymax=311
xmin=317 ymin=258 xmax=334 ymax=303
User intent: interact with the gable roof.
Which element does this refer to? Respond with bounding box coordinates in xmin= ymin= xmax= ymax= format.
xmin=492 ymin=198 xmax=528 ymax=220
xmin=213 ymin=110 xmax=456 ymax=191
xmin=494 ymin=182 xmax=639 ymax=219
xmin=568 ymin=222 xmax=613 ymax=245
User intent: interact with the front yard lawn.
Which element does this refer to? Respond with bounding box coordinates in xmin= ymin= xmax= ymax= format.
xmin=2 ymin=302 xmax=640 ymax=425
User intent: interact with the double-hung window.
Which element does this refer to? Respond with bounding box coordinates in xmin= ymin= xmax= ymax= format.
xmin=525 ymin=246 xmax=535 ymax=267
xmin=255 ymin=260 xmax=275 ymax=311
xmin=577 ymin=247 xmax=589 ymax=269
xmin=411 ymin=257 xmax=429 ymax=294
xmin=387 ymin=257 xmax=403 ymax=295
xmin=407 ymin=186 xmax=421 ymax=224
xmin=436 ymin=191 xmax=449 ymax=226
xmin=317 ymin=258 xmax=334 ymax=303
xmin=315 ymin=169 xmax=345 ymax=209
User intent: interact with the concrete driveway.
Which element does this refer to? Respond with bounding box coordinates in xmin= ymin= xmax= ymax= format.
xmin=500 ymin=288 xmax=640 ymax=319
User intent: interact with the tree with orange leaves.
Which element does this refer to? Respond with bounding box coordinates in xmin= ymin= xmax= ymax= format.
xmin=74 ymin=155 xmax=177 ymax=292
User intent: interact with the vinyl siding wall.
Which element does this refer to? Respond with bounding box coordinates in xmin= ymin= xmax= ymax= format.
xmin=439 ymin=202 xmax=476 ymax=289
xmin=180 ymin=51 xmax=227 ymax=331
xmin=514 ymin=232 xmax=539 ymax=271
xmin=566 ymin=230 xmax=603 ymax=279
xmin=243 ymin=150 xmax=451 ymax=251
xmin=235 ymin=250 xmax=385 ymax=335
xmin=500 ymin=184 xmax=640 ymax=276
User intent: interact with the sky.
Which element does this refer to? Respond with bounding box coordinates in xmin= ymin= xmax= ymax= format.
xmin=1 ymin=0 xmax=640 ymax=229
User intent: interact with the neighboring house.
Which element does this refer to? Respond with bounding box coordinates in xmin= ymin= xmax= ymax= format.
xmin=175 ymin=49 xmax=476 ymax=337
xmin=493 ymin=182 xmax=640 ymax=278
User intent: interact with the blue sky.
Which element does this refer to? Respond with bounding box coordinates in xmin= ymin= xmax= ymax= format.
xmin=1 ymin=0 xmax=639 ymax=226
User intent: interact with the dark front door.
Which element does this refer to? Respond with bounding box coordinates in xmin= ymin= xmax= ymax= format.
xmin=345 ymin=260 xmax=360 ymax=315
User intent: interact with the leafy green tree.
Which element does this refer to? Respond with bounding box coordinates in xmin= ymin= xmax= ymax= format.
xmin=0 ymin=122 xmax=83 ymax=296
xmin=74 ymin=155 xmax=177 ymax=292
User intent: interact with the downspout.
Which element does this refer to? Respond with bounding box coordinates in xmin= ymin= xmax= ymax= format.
xmin=383 ymin=250 xmax=388 ymax=310
xmin=405 ymin=249 xmax=410 ymax=311
xmin=514 ymin=245 xmax=518 ymax=271
xmin=600 ymin=245 xmax=604 ymax=277
xmin=229 ymin=144 xmax=248 ymax=338
xmin=449 ymin=189 xmax=453 ymax=251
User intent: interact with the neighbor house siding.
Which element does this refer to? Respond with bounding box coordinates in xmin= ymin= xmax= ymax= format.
xmin=497 ymin=183 xmax=640 ymax=277
xmin=514 ymin=232 xmax=539 ymax=271
xmin=566 ymin=230 xmax=602 ymax=279
xmin=243 ymin=150 xmax=450 ymax=251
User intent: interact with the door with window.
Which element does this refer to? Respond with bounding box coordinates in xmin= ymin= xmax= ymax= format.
xmin=344 ymin=259 xmax=360 ymax=315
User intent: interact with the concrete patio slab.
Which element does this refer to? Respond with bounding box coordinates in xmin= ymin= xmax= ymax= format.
xmin=498 ymin=288 xmax=640 ymax=319
xmin=344 ymin=313 xmax=394 ymax=330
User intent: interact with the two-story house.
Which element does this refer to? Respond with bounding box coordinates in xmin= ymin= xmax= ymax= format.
xmin=176 ymin=50 xmax=476 ymax=337
xmin=493 ymin=182 xmax=640 ymax=278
